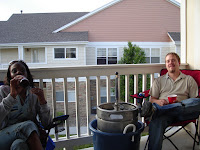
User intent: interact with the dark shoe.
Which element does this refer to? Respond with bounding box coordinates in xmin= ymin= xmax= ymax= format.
xmin=141 ymin=101 xmax=153 ymax=118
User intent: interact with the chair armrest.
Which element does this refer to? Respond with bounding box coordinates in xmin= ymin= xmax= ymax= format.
xmin=130 ymin=90 xmax=150 ymax=115
xmin=46 ymin=115 xmax=69 ymax=131
xmin=53 ymin=115 xmax=69 ymax=122
xmin=130 ymin=89 xmax=150 ymax=98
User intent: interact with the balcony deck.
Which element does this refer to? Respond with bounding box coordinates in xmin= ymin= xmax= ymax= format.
xmin=83 ymin=125 xmax=200 ymax=150
xmin=0 ymin=63 xmax=196 ymax=150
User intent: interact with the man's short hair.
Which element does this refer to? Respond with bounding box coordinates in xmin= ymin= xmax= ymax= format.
xmin=165 ymin=52 xmax=180 ymax=63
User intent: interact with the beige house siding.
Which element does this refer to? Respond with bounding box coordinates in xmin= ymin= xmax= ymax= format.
xmin=62 ymin=0 xmax=180 ymax=42
xmin=24 ymin=49 xmax=31 ymax=63
xmin=161 ymin=47 xmax=170 ymax=63
xmin=86 ymin=47 xmax=96 ymax=65
xmin=0 ymin=45 xmax=87 ymax=68
xmin=85 ymin=43 xmax=175 ymax=65
xmin=1 ymin=48 xmax=18 ymax=63
xmin=24 ymin=48 xmax=45 ymax=63
xmin=0 ymin=44 xmax=177 ymax=68
xmin=118 ymin=47 xmax=124 ymax=61
xmin=176 ymin=45 xmax=181 ymax=58
xmin=160 ymin=46 xmax=177 ymax=63
xmin=46 ymin=45 xmax=86 ymax=67
xmin=35 ymin=48 xmax=45 ymax=63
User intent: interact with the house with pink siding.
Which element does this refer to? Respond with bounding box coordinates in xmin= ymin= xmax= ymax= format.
xmin=54 ymin=0 xmax=180 ymax=65
xmin=0 ymin=0 xmax=180 ymax=68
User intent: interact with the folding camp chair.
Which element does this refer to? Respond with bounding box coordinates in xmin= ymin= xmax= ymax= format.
xmin=131 ymin=69 xmax=200 ymax=150
xmin=39 ymin=115 xmax=69 ymax=150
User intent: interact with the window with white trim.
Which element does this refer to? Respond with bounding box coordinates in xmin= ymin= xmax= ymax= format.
xmin=32 ymin=49 xmax=38 ymax=63
xmin=31 ymin=49 xmax=45 ymax=63
xmin=97 ymin=48 xmax=117 ymax=65
xmin=142 ymin=48 xmax=160 ymax=63
xmin=56 ymin=90 xmax=75 ymax=102
xmin=54 ymin=48 xmax=76 ymax=59
xmin=100 ymin=87 xmax=115 ymax=103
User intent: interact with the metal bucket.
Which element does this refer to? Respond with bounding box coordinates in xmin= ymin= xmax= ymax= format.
xmin=97 ymin=102 xmax=138 ymax=133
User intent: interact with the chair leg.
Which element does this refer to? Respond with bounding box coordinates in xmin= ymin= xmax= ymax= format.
xmin=163 ymin=134 xmax=179 ymax=150
xmin=145 ymin=121 xmax=199 ymax=150
xmin=164 ymin=126 xmax=184 ymax=139
xmin=145 ymin=127 xmax=181 ymax=150
xmin=193 ymin=121 xmax=199 ymax=150
xmin=144 ymin=136 xmax=149 ymax=150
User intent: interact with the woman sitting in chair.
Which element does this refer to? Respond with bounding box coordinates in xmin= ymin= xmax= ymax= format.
xmin=0 ymin=60 xmax=52 ymax=150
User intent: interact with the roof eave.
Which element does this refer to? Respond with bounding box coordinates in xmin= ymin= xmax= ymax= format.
xmin=166 ymin=0 xmax=180 ymax=8
xmin=0 ymin=41 xmax=89 ymax=47
xmin=175 ymin=41 xmax=180 ymax=45
xmin=167 ymin=32 xmax=180 ymax=45
xmin=167 ymin=32 xmax=176 ymax=45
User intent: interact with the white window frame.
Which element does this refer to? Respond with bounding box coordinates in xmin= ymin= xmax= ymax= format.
xmin=56 ymin=90 xmax=75 ymax=103
xmin=29 ymin=48 xmax=46 ymax=64
xmin=142 ymin=47 xmax=161 ymax=63
xmin=100 ymin=87 xmax=115 ymax=103
xmin=31 ymin=49 xmax=39 ymax=63
xmin=96 ymin=47 xmax=118 ymax=65
xmin=53 ymin=47 xmax=78 ymax=60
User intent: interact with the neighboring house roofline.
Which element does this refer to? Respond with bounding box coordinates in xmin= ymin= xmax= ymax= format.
xmin=167 ymin=0 xmax=180 ymax=8
xmin=53 ymin=0 xmax=123 ymax=33
xmin=53 ymin=0 xmax=180 ymax=33
xmin=167 ymin=32 xmax=180 ymax=45
xmin=0 ymin=41 xmax=89 ymax=47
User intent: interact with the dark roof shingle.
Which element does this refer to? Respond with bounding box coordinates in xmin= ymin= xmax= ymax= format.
xmin=168 ymin=32 xmax=180 ymax=42
xmin=0 ymin=12 xmax=89 ymax=44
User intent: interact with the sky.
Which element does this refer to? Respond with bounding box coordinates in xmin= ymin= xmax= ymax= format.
xmin=0 ymin=0 xmax=114 ymax=21
xmin=0 ymin=0 xmax=181 ymax=21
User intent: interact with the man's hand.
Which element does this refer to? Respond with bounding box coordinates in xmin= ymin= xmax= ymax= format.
xmin=150 ymin=96 xmax=169 ymax=106
xmin=155 ymin=99 xmax=169 ymax=106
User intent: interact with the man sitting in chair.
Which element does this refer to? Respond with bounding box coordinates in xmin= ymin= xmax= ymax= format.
xmin=142 ymin=52 xmax=200 ymax=150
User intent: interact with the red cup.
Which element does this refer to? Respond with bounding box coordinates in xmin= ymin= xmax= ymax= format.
xmin=168 ymin=95 xmax=177 ymax=104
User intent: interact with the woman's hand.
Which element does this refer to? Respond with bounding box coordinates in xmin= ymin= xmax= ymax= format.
xmin=31 ymin=88 xmax=47 ymax=105
xmin=10 ymin=75 xmax=24 ymax=98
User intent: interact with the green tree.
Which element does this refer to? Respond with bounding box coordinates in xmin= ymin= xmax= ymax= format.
xmin=118 ymin=42 xmax=146 ymax=64
xmin=118 ymin=42 xmax=146 ymax=102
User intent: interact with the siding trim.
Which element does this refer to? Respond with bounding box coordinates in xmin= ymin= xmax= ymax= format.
xmin=87 ymin=42 xmax=174 ymax=47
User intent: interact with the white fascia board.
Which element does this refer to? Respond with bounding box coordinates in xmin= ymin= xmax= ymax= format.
xmin=166 ymin=0 xmax=180 ymax=8
xmin=167 ymin=33 xmax=180 ymax=45
xmin=86 ymin=42 xmax=174 ymax=47
xmin=53 ymin=0 xmax=122 ymax=33
xmin=167 ymin=33 xmax=176 ymax=45
xmin=0 ymin=41 xmax=89 ymax=47
xmin=175 ymin=41 xmax=180 ymax=45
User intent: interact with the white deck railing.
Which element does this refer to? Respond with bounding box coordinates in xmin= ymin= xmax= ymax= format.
xmin=0 ymin=63 xmax=188 ymax=149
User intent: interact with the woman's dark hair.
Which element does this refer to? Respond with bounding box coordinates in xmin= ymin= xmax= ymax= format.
xmin=4 ymin=60 xmax=34 ymax=87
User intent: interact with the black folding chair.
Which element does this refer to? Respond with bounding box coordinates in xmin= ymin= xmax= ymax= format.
xmin=38 ymin=115 xmax=69 ymax=150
